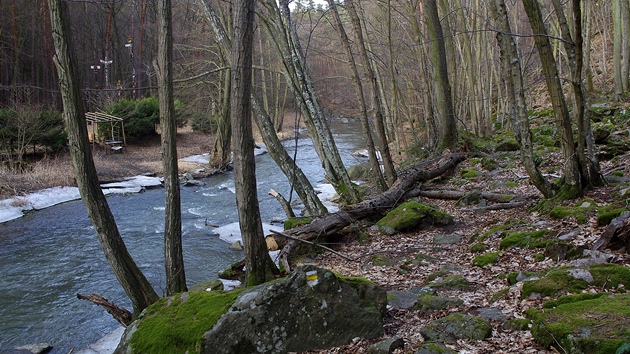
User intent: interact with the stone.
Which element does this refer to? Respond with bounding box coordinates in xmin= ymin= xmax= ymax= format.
xmin=415 ymin=295 xmax=463 ymax=313
xmin=182 ymin=179 xmax=205 ymax=187
xmin=474 ymin=307 xmax=507 ymax=322
xmin=376 ymin=201 xmax=453 ymax=233
xmin=0 ymin=344 xmax=53 ymax=354
xmin=495 ymin=140 xmax=519 ymax=152
xmin=367 ymin=337 xmax=404 ymax=354
xmin=558 ymin=228 xmax=581 ymax=241
xmin=415 ymin=343 xmax=457 ymax=354
xmin=189 ymin=279 xmax=224 ymax=292
xmin=229 ymin=241 xmax=243 ymax=250
xmin=567 ymin=268 xmax=594 ymax=283
xmin=387 ymin=290 xmax=419 ymax=309
xmin=203 ymin=266 xmax=386 ymax=353
xmin=433 ymin=234 xmax=461 ymax=245
xmin=420 ymin=313 xmax=492 ymax=343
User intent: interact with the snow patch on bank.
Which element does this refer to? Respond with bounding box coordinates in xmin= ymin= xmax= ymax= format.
xmin=0 ymin=175 xmax=162 ymax=224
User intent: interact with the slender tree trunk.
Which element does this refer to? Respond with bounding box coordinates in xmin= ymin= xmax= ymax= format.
xmin=345 ymin=0 xmax=397 ymax=186
xmin=490 ymin=0 xmax=555 ymax=197
xmin=259 ymin=0 xmax=360 ymax=204
xmin=522 ymin=0 xmax=581 ymax=197
xmin=199 ymin=0 xmax=324 ymax=215
xmin=614 ymin=0 xmax=624 ymax=101
xmin=211 ymin=68 xmax=232 ymax=170
xmin=231 ymin=0 xmax=278 ymax=286
xmin=424 ymin=0 xmax=458 ymax=149
xmin=48 ymin=0 xmax=158 ymax=315
xmin=252 ymin=96 xmax=328 ymax=216
xmin=326 ymin=0 xmax=387 ymax=192
xmin=156 ymin=0 xmax=187 ymax=295
xmin=550 ymin=0 xmax=602 ymax=187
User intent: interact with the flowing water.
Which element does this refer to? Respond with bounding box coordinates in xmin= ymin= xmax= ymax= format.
xmin=0 ymin=119 xmax=364 ymax=353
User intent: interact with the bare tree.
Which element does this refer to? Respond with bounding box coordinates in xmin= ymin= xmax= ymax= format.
xmin=326 ymin=0 xmax=388 ymax=192
xmin=231 ymin=0 xmax=279 ymax=285
xmin=489 ymin=0 xmax=555 ymax=197
xmin=48 ymin=0 xmax=158 ymax=316
xmin=156 ymin=0 xmax=187 ymax=295
xmin=522 ymin=0 xmax=581 ymax=197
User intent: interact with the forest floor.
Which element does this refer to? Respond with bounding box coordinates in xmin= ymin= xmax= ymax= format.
xmin=302 ymin=148 xmax=630 ymax=353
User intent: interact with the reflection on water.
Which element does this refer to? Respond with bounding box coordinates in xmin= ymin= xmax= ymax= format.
xmin=0 ymin=119 xmax=364 ymax=353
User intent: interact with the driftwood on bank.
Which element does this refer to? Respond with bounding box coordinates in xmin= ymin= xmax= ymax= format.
xmin=277 ymin=153 xmax=467 ymax=271
xmin=593 ymin=212 xmax=630 ymax=252
xmin=77 ymin=293 xmax=133 ymax=326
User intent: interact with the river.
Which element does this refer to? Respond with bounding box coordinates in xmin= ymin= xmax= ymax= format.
xmin=0 ymin=119 xmax=364 ymax=353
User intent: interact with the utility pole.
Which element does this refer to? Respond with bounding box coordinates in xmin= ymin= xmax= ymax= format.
xmin=100 ymin=57 xmax=113 ymax=89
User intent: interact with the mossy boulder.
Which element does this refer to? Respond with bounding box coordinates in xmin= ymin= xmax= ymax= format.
xmin=420 ymin=313 xmax=492 ymax=342
xmin=203 ymin=266 xmax=386 ymax=353
xmin=502 ymin=318 xmax=531 ymax=331
xmin=499 ymin=230 xmax=548 ymax=250
xmin=415 ymin=342 xmax=457 ymax=354
xmin=376 ymin=201 xmax=453 ymax=233
xmin=472 ymin=252 xmax=500 ymax=267
xmin=527 ymin=294 xmax=630 ymax=354
xmin=597 ymin=205 xmax=630 ymax=226
xmin=415 ymin=294 xmax=463 ymax=313
xmin=117 ymin=290 xmax=244 ymax=354
xmin=521 ymin=264 xmax=630 ymax=299
xmin=116 ymin=266 xmax=387 ymax=354
xmin=548 ymin=198 xmax=598 ymax=224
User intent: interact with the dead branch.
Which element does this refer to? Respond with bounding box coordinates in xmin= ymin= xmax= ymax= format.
xmin=460 ymin=201 xmax=528 ymax=212
xmin=269 ymin=189 xmax=296 ymax=218
xmin=77 ymin=293 xmax=133 ymax=326
xmin=270 ymin=229 xmax=354 ymax=261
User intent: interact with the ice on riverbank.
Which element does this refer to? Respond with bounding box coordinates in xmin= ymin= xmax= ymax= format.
xmin=0 ymin=175 xmax=162 ymax=224
xmin=179 ymin=145 xmax=268 ymax=164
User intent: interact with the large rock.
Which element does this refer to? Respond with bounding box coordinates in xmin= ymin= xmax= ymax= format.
xmin=420 ymin=313 xmax=492 ymax=342
xmin=376 ymin=201 xmax=453 ymax=233
xmin=527 ymin=294 xmax=630 ymax=354
xmin=203 ymin=265 xmax=386 ymax=353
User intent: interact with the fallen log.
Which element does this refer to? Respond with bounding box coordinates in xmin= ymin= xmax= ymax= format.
xmin=277 ymin=153 xmax=467 ymax=271
xmin=77 ymin=293 xmax=133 ymax=326
xmin=417 ymin=189 xmax=518 ymax=203
xmin=593 ymin=211 xmax=630 ymax=252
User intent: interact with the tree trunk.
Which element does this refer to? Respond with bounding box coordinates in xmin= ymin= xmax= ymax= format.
xmin=48 ymin=0 xmax=158 ymax=316
xmin=424 ymin=0 xmax=458 ymax=149
xmin=490 ymin=0 xmax=555 ymax=197
xmin=199 ymin=0 xmax=326 ymax=216
xmin=211 ymin=68 xmax=232 ymax=170
xmin=261 ymin=0 xmax=361 ymax=204
xmin=156 ymin=0 xmax=187 ymax=295
xmin=251 ymin=95 xmax=329 ymax=216
xmin=614 ymin=0 xmax=624 ymax=101
xmin=326 ymin=0 xmax=388 ymax=192
xmin=346 ymin=0 xmax=397 ymax=187
xmin=231 ymin=0 xmax=278 ymax=286
xmin=522 ymin=0 xmax=581 ymax=198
